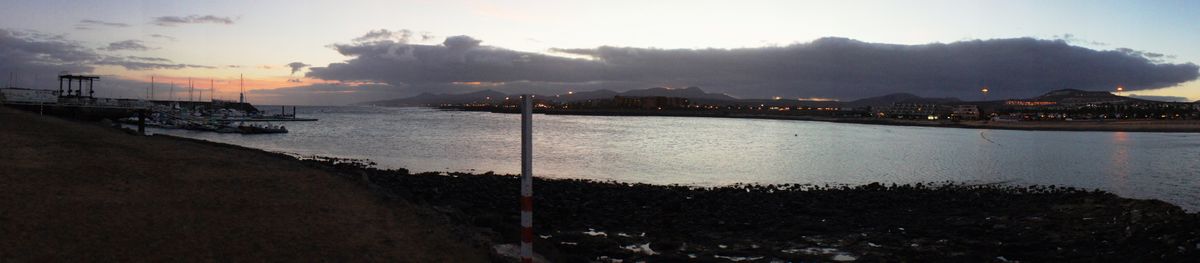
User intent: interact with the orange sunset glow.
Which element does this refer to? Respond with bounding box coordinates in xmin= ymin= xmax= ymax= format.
xmin=117 ymin=75 xmax=336 ymax=101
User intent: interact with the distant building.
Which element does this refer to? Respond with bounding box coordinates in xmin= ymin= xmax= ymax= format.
xmin=991 ymin=115 xmax=1023 ymax=122
xmin=612 ymin=96 xmax=690 ymax=110
xmin=1004 ymin=100 xmax=1057 ymax=107
xmin=0 ymin=88 xmax=59 ymax=104
xmin=499 ymin=97 xmax=553 ymax=108
xmin=952 ymin=105 xmax=980 ymax=120
xmin=879 ymin=103 xmax=952 ymax=119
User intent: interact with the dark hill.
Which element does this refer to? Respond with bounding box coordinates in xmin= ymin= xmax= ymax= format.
xmin=1029 ymin=89 xmax=1148 ymax=103
xmin=847 ymin=93 xmax=961 ymax=107
xmin=359 ymin=90 xmax=507 ymax=106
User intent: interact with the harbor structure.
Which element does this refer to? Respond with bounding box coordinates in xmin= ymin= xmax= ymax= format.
xmin=58 ymin=75 xmax=100 ymax=98
xmin=2 ymin=75 xmax=314 ymax=130
xmin=3 ymin=75 xmax=150 ymax=120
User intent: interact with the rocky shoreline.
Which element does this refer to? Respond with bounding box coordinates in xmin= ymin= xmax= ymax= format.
xmin=285 ymin=154 xmax=1199 ymax=262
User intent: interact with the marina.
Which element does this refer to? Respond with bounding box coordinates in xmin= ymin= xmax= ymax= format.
xmin=1 ymin=74 xmax=316 ymax=135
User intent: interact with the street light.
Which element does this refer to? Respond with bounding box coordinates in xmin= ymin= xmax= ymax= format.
xmin=981 ymin=86 xmax=989 ymax=101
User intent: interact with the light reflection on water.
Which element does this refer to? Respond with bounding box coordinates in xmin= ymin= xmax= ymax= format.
xmin=1108 ymin=132 xmax=1131 ymax=194
xmin=146 ymin=106 xmax=1200 ymax=211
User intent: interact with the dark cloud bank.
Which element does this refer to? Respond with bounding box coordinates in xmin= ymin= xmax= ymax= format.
xmin=287 ymin=62 xmax=310 ymax=75
xmin=249 ymin=83 xmax=404 ymax=105
xmin=3 ymin=26 xmax=1196 ymax=105
xmin=306 ymin=33 xmax=1198 ymax=102
xmin=0 ymin=29 xmax=212 ymax=98
xmin=0 ymin=29 xmax=98 ymax=75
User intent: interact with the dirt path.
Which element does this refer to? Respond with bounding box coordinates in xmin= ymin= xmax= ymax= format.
xmin=0 ymin=107 xmax=488 ymax=261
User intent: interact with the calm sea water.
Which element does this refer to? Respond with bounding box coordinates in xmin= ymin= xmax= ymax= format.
xmin=146 ymin=106 xmax=1200 ymax=210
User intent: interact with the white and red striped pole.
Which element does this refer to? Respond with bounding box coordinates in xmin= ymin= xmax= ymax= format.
xmin=519 ymin=94 xmax=534 ymax=263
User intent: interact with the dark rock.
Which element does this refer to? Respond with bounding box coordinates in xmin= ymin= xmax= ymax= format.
xmin=295 ymin=155 xmax=1200 ymax=262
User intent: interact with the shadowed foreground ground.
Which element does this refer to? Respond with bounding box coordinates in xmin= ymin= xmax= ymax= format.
xmin=0 ymin=107 xmax=489 ymax=261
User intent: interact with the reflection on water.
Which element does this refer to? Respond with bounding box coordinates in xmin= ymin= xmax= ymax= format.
xmin=147 ymin=106 xmax=1200 ymax=211
xmin=1109 ymin=132 xmax=1130 ymax=192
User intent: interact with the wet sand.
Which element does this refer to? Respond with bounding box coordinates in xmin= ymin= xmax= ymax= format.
xmin=0 ymin=107 xmax=489 ymax=261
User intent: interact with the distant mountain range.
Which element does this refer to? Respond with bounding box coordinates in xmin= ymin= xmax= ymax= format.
xmin=359 ymin=87 xmax=1181 ymax=107
xmin=1028 ymin=89 xmax=1148 ymax=104
xmin=358 ymin=90 xmax=507 ymax=107
xmin=845 ymin=89 xmax=1176 ymax=107
xmin=844 ymin=93 xmax=962 ymax=107
xmin=358 ymin=86 xmax=740 ymax=107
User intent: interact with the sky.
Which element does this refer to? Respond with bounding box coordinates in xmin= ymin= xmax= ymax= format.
xmin=1 ymin=0 xmax=1198 ymax=105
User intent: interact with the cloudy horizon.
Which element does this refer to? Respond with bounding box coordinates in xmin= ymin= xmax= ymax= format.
xmin=2 ymin=0 xmax=1198 ymax=105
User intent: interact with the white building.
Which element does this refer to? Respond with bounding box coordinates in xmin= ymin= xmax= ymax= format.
xmin=0 ymin=88 xmax=59 ymax=104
